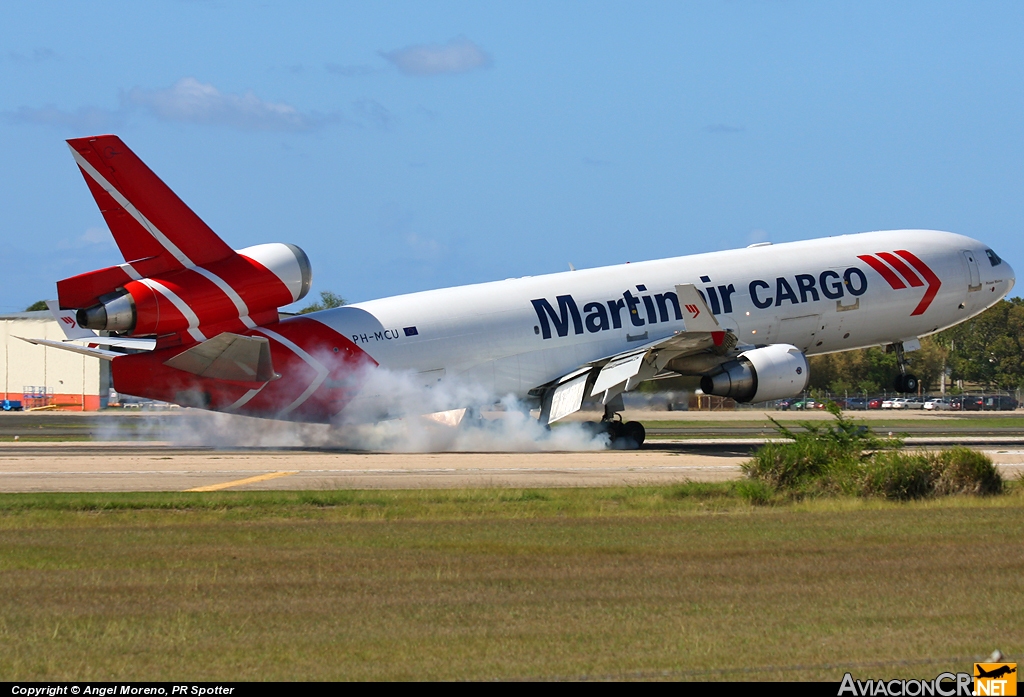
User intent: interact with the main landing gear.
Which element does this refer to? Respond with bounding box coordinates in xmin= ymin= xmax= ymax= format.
xmin=892 ymin=342 xmax=919 ymax=394
xmin=581 ymin=398 xmax=646 ymax=449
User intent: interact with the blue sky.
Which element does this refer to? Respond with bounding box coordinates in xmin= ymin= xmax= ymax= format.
xmin=2 ymin=1 xmax=1023 ymax=312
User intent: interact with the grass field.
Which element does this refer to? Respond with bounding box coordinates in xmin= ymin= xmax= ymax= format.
xmin=1 ymin=486 xmax=1022 ymax=681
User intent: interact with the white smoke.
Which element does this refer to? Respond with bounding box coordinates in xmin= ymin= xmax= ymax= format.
xmin=104 ymin=366 xmax=611 ymax=453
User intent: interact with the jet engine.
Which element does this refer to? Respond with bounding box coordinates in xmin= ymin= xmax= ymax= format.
xmin=77 ymin=243 xmax=312 ymax=336
xmin=699 ymin=344 xmax=809 ymax=403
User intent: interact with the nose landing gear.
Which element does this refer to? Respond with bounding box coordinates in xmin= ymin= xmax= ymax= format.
xmin=892 ymin=342 xmax=920 ymax=393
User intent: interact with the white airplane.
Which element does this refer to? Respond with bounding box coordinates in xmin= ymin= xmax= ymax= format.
xmin=33 ymin=135 xmax=1015 ymax=446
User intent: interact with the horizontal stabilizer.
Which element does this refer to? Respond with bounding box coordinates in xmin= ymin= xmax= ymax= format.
xmin=15 ymin=336 xmax=120 ymax=360
xmin=164 ymin=332 xmax=278 ymax=383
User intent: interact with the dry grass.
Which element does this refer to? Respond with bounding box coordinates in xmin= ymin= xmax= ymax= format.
xmin=0 ymin=488 xmax=1022 ymax=680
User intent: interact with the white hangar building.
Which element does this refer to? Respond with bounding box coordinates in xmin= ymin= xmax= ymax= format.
xmin=0 ymin=311 xmax=110 ymax=411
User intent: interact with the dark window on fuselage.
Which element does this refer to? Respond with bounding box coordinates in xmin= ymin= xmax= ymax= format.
xmin=986 ymin=249 xmax=1003 ymax=266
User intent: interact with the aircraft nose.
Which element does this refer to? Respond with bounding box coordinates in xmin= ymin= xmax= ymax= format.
xmin=1006 ymin=260 xmax=1016 ymax=295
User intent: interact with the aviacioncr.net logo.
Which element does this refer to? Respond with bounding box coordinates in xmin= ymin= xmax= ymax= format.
xmin=839 ymin=672 xmax=974 ymax=696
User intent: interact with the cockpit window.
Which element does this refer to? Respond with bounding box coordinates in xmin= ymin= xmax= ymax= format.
xmin=986 ymin=249 xmax=1003 ymax=267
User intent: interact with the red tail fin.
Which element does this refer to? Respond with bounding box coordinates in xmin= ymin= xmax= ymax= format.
xmin=66 ymin=135 xmax=235 ymax=273
xmin=59 ymin=136 xmax=311 ymax=348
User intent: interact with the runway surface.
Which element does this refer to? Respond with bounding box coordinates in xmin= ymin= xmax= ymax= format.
xmin=1 ymin=441 xmax=1022 ymax=492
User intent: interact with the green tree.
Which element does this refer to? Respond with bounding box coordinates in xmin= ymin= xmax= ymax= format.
xmin=810 ymin=337 xmax=947 ymax=395
xmin=937 ymin=298 xmax=1024 ymax=390
xmin=25 ymin=300 xmax=48 ymax=312
xmin=809 ymin=346 xmax=896 ymax=394
xmin=298 ymin=290 xmax=345 ymax=314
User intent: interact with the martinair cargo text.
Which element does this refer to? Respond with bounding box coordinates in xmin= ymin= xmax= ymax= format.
xmin=25 ymin=136 xmax=1015 ymax=446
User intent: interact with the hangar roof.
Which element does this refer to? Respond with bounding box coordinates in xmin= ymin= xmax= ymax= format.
xmin=0 ymin=311 xmax=51 ymax=320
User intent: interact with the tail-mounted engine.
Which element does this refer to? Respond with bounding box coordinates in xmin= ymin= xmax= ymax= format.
xmin=70 ymin=242 xmax=311 ymax=341
xmin=700 ymin=344 xmax=809 ymax=403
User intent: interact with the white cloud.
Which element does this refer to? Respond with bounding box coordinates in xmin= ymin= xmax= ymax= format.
xmin=126 ymin=77 xmax=327 ymax=131
xmin=381 ymin=37 xmax=491 ymax=76
xmin=57 ymin=227 xmax=116 ymax=251
xmin=80 ymin=227 xmax=112 ymax=245
xmin=4 ymin=105 xmax=123 ymax=131
xmin=6 ymin=78 xmax=363 ymax=134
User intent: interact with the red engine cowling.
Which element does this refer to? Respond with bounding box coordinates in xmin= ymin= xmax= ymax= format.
xmin=77 ymin=243 xmax=311 ymax=341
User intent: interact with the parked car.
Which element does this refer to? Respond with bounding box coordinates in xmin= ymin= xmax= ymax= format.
xmin=777 ymin=398 xmax=816 ymax=410
xmin=902 ymin=397 xmax=927 ymax=410
xmin=842 ymin=397 xmax=868 ymax=410
xmin=867 ymin=398 xmax=883 ymax=409
xmin=1 ymin=399 xmax=23 ymax=411
xmin=924 ymin=398 xmax=951 ymax=411
xmin=882 ymin=397 xmax=907 ymax=409
xmin=960 ymin=396 xmax=985 ymax=411
xmin=984 ymin=395 xmax=1019 ymax=411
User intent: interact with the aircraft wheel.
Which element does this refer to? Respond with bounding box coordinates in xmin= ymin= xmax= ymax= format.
xmin=622 ymin=421 xmax=646 ymax=448
xmin=902 ymin=373 xmax=919 ymax=393
xmin=894 ymin=374 xmax=919 ymax=393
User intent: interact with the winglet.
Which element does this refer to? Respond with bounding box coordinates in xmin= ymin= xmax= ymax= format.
xmin=674 ymin=284 xmax=723 ymax=334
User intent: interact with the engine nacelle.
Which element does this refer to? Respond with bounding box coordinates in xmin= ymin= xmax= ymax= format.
xmin=77 ymin=243 xmax=312 ymax=336
xmin=699 ymin=344 xmax=809 ymax=403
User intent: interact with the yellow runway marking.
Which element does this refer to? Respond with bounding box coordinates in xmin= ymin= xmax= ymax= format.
xmin=185 ymin=471 xmax=299 ymax=492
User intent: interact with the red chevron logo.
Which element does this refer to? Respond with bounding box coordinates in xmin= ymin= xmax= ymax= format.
xmin=856 ymin=250 xmax=941 ymax=315
xmin=684 ymin=303 xmax=701 ymax=318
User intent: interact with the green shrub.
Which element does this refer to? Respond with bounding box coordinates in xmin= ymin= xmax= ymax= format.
xmin=932 ymin=447 xmax=1002 ymax=496
xmin=743 ymin=403 xmax=1003 ymax=500
xmin=743 ymin=402 xmax=898 ymax=496
xmin=859 ymin=451 xmax=936 ymax=500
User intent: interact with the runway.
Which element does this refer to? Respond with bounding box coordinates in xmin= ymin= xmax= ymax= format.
xmin=1 ymin=441 xmax=1022 ymax=492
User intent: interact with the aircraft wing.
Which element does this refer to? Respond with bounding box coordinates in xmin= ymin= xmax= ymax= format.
xmin=538 ymin=284 xmax=735 ymax=424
